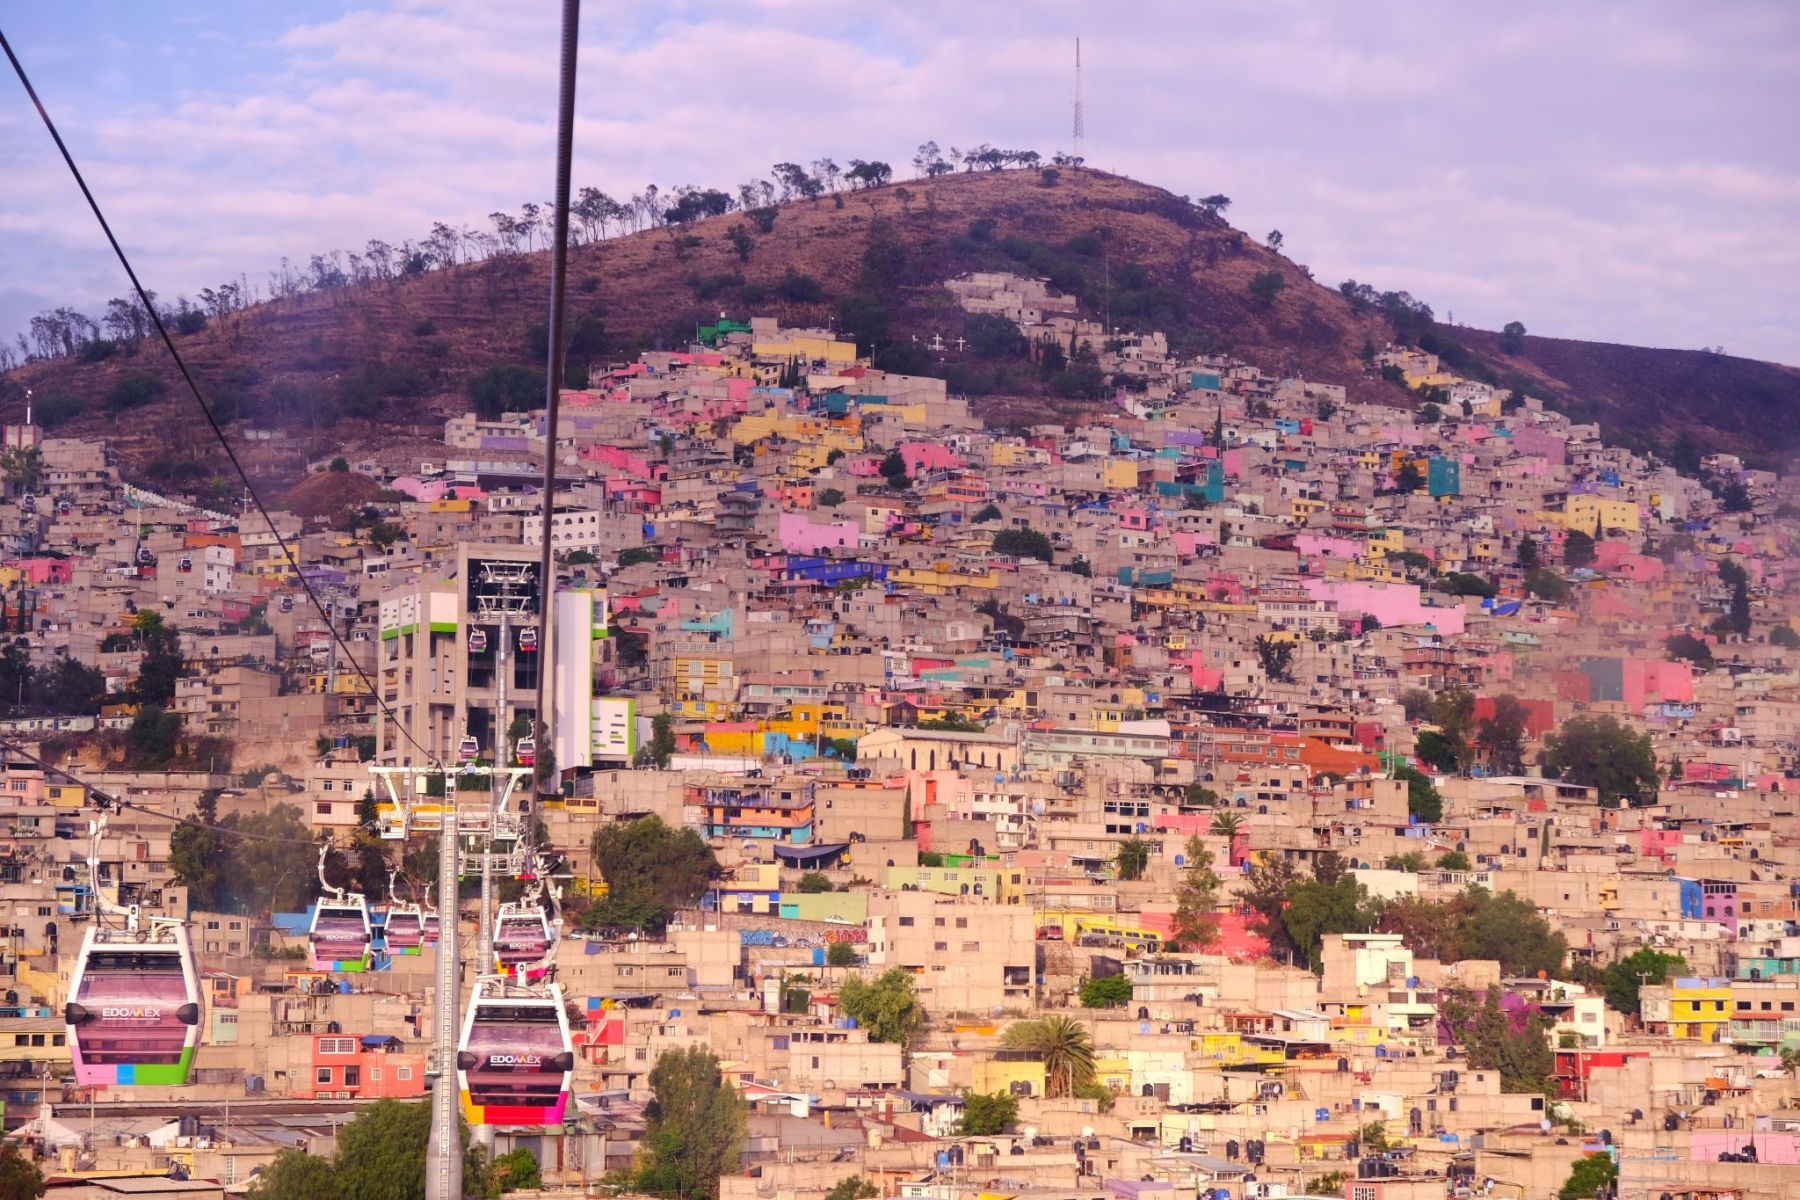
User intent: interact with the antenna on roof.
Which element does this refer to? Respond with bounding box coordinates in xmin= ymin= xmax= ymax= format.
xmin=1072 ymin=37 xmax=1086 ymax=165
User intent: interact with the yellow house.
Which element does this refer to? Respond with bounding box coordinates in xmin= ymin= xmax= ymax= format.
xmin=887 ymin=565 xmax=998 ymax=594
xmin=1290 ymin=496 xmax=1327 ymax=522
xmin=972 ymin=1052 xmax=1047 ymax=1099
xmin=752 ymin=334 xmax=859 ymax=366
xmin=1564 ymin=494 xmax=1642 ymax=534
xmin=45 ymin=782 xmax=85 ymax=808
xmin=1102 ymin=459 xmax=1138 ymax=491
xmin=1669 ymin=978 xmax=1731 ymax=1041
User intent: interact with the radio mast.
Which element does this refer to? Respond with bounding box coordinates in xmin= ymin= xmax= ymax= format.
xmin=1073 ymin=37 xmax=1085 ymax=164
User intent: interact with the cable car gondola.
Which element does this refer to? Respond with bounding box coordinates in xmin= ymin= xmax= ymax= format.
xmin=516 ymin=738 xmax=536 ymax=768
xmin=382 ymin=873 xmax=425 ymax=956
xmin=493 ymin=901 xmax=554 ymax=979
xmin=468 ymin=628 xmax=488 ymax=654
xmin=421 ymin=884 xmax=442 ymax=948
xmin=517 ymin=627 xmax=538 ymax=653
xmin=457 ymin=977 xmax=574 ymax=1126
xmin=64 ymin=824 xmax=201 ymax=1086
xmin=457 ymin=735 xmax=480 ymax=764
xmin=308 ymin=845 xmax=372 ymax=973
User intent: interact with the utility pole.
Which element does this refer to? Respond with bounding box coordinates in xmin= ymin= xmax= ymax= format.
xmin=425 ymin=802 xmax=460 ymax=1200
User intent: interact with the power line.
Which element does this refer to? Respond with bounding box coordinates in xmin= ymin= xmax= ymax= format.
xmin=0 ymin=30 xmax=441 ymax=771
xmin=0 ymin=735 xmax=332 ymax=848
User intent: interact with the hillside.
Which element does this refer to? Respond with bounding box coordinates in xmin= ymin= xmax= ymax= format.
xmin=2 ymin=168 xmax=1795 ymax=500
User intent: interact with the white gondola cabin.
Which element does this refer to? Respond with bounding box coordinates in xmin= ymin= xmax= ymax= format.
xmin=457 ymin=977 xmax=573 ymax=1126
xmin=517 ymin=627 xmax=538 ymax=653
xmin=457 ymin=735 xmax=480 ymax=764
xmin=65 ymin=924 xmax=201 ymax=1086
xmin=492 ymin=902 xmax=554 ymax=979
xmin=468 ymin=628 xmax=488 ymax=654
xmin=516 ymin=738 xmax=536 ymax=767
xmin=309 ymin=895 xmax=373 ymax=973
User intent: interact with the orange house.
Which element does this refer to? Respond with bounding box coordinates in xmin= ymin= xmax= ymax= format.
xmin=295 ymin=1034 xmax=428 ymax=1100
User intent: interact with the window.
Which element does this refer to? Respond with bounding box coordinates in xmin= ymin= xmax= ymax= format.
xmin=955 ymin=917 xmax=968 ymax=929
xmin=934 ymin=941 xmax=948 ymax=952
xmin=316 ymin=1067 xmax=333 ymax=1085
xmin=397 ymin=1067 xmax=413 ymax=1082
xmin=344 ymin=1066 xmax=361 ymax=1088
xmin=320 ymin=1037 xmax=357 ymax=1055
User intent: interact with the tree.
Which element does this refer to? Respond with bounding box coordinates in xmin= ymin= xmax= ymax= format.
xmin=1414 ymin=731 xmax=1460 ymax=775
xmin=1242 ymin=855 xmax=1300 ymax=962
xmin=1171 ymin=836 xmax=1222 ymax=951
xmin=817 ymin=488 xmax=845 ymax=507
xmin=1599 ymin=947 xmax=1685 ymax=1016
xmin=795 ymin=871 xmax=834 ymax=894
xmin=1283 ymin=872 xmax=1376 ymax=972
xmin=1459 ymin=890 xmax=1567 ymax=976
xmin=726 ymin=224 xmax=754 ymax=261
xmin=1664 ymin=632 xmax=1712 ymax=666
xmin=1253 ymin=635 xmax=1296 ymax=682
xmin=1248 ymin=270 xmax=1286 ymax=308
xmin=1266 ymin=229 xmax=1284 ymax=252
xmin=492 ymin=1147 xmax=541 ymax=1193
xmin=1184 ymin=783 xmax=1220 ymax=807
xmin=1209 ymin=810 xmax=1242 ymax=838
xmin=1399 ymin=688 xmax=1434 ymax=722
xmin=992 ymin=528 xmax=1053 ymax=563
xmin=1541 ymin=714 xmax=1659 ymax=805
xmin=249 ymin=1150 xmax=345 ymax=1200
xmin=1500 ymin=321 xmax=1527 ymax=354
xmin=0 ymin=1145 xmax=44 ymax=1200
xmin=587 ymin=816 xmax=718 ymax=931
xmin=1438 ymin=850 xmax=1472 ymax=871
xmin=124 ymin=704 xmax=183 ymax=769
xmin=1002 ymin=1014 xmax=1096 ymax=1097
xmin=1080 ymin=974 xmax=1133 ymax=1008
xmin=1525 ymin=567 xmax=1572 ymax=602
xmin=170 ymin=791 xmax=224 ymax=910
xmin=1428 ymin=686 xmax=1478 ymax=773
xmin=1772 ymin=624 xmax=1800 ymax=649
xmin=647 ymin=712 xmax=676 ymax=768
xmin=1448 ymin=985 xmax=1554 ymax=1093
xmin=959 ymin=1091 xmax=1018 ymax=1135
xmin=134 ymin=622 xmax=186 ymax=705
xmin=1376 ymin=895 xmax=1467 ymax=962
xmin=1394 ymin=460 xmax=1425 ymax=492
xmin=879 ymin=451 xmax=909 ymax=488
xmin=1476 ymin=694 xmax=1530 ymax=774
xmin=637 ymin=1047 xmax=747 ymax=1200
xmin=1516 ymin=534 xmax=1540 ymax=570
xmin=825 ymin=1178 xmax=879 ymax=1200
xmin=972 ymin=503 xmax=1003 ymax=523
xmin=1114 ymin=837 xmax=1150 ymax=881
xmin=1557 ymin=1154 xmax=1617 ymax=1200
xmin=838 ymin=969 xmax=925 ymax=1049
xmin=826 ymin=939 xmax=857 ymax=967
xmin=1395 ymin=763 xmax=1442 ymax=823
xmin=1563 ymin=529 xmax=1596 ymax=568
xmin=467 ymin=365 xmax=544 ymax=420
xmin=617 ymin=546 xmax=656 ymax=568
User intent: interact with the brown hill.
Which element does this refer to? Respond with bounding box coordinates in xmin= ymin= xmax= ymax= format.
xmin=2 ymin=168 xmax=1794 ymax=502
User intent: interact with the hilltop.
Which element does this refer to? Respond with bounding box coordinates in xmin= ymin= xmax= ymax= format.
xmin=2 ymin=167 xmax=1795 ymax=500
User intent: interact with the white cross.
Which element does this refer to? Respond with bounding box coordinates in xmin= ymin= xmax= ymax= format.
xmin=954 ymin=336 xmax=968 ymax=351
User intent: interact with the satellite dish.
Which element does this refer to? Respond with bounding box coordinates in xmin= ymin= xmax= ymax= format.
xmin=1023 ymin=1127 xmax=1037 ymax=1140
xmin=1080 ymin=1126 xmax=1095 ymax=1139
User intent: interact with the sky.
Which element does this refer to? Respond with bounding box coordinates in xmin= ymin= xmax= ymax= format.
xmin=3 ymin=0 xmax=1798 ymax=364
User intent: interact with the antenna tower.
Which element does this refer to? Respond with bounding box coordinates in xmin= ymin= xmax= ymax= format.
xmin=1072 ymin=37 xmax=1085 ymax=164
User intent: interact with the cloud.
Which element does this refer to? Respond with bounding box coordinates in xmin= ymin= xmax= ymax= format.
xmin=1 ymin=0 xmax=1796 ymax=364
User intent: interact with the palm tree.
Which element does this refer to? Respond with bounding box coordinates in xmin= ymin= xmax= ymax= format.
xmin=1209 ymin=811 xmax=1242 ymax=838
xmin=1114 ymin=837 xmax=1150 ymax=881
xmin=1002 ymin=1015 xmax=1095 ymax=1098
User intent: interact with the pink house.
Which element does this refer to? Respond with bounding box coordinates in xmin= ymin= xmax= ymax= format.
xmin=1300 ymin=579 xmax=1467 ymax=635
xmin=1293 ymin=534 xmax=1361 ymax=560
xmin=899 ymin=443 xmax=963 ymax=476
xmin=5 ymin=557 xmax=72 ymax=585
xmin=778 ymin=512 xmax=861 ymax=553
